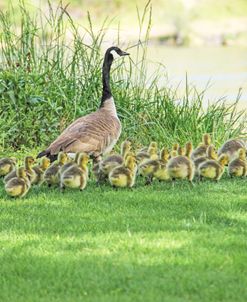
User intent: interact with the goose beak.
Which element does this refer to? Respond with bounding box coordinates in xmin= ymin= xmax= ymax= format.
xmin=121 ymin=51 xmax=130 ymax=56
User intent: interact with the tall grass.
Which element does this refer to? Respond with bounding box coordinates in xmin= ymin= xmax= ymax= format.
xmin=0 ymin=1 xmax=246 ymax=152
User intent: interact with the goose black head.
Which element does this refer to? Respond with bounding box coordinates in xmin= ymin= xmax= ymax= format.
xmin=106 ymin=46 xmax=129 ymax=59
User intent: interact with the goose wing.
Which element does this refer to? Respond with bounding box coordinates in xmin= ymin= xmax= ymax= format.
xmin=39 ymin=109 xmax=121 ymax=159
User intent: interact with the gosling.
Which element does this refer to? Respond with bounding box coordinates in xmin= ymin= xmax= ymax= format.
xmin=60 ymin=153 xmax=89 ymax=191
xmin=228 ymin=148 xmax=247 ymax=178
xmin=167 ymin=142 xmax=195 ymax=184
xmin=5 ymin=167 xmax=31 ymax=198
xmin=109 ymin=155 xmax=137 ymax=188
xmin=198 ymin=154 xmax=229 ymax=182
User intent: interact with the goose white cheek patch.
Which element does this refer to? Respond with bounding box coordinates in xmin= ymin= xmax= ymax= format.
xmin=110 ymin=50 xmax=119 ymax=59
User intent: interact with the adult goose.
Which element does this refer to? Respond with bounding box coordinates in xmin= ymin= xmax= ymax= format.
xmin=37 ymin=46 xmax=129 ymax=162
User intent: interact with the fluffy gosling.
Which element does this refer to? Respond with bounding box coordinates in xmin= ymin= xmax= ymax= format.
xmin=228 ymin=148 xmax=247 ymax=178
xmin=198 ymin=154 xmax=229 ymax=182
xmin=5 ymin=167 xmax=31 ymax=198
xmin=139 ymin=147 xmax=170 ymax=184
xmin=194 ymin=145 xmax=218 ymax=176
xmin=32 ymin=157 xmax=51 ymax=185
xmin=44 ymin=152 xmax=68 ymax=187
xmin=109 ymin=155 xmax=137 ymax=188
xmin=99 ymin=140 xmax=131 ymax=176
xmin=60 ymin=153 xmax=89 ymax=191
xmin=167 ymin=142 xmax=195 ymax=184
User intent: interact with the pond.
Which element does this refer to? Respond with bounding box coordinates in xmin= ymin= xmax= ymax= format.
xmin=145 ymin=46 xmax=247 ymax=110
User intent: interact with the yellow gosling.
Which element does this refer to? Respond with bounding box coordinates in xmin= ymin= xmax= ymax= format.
xmin=139 ymin=147 xmax=170 ymax=184
xmin=109 ymin=155 xmax=137 ymax=188
xmin=32 ymin=157 xmax=51 ymax=185
xmin=169 ymin=143 xmax=179 ymax=158
xmin=194 ymin=145 xmax=218 ymax=176
xmin=60 ymin=153 xmax=89 ymax=191
xmin=153 ymin=148 xmax=170 ymax=181
xmin=44 ymin=152 xmax=68 ymax=187
xmin=228 ymin=148 xmax=247 ymax=177
xmin=0 ymin=157 xmax=16 ymax=176
xmin=191 ymin=133 xmax=211 ymax=160
xmin=198 ymin=154 xmax=229 ymax=181
xmin=167 ymin=142 xmax=195 ymax=184
xmin=100 ymin=140 xmax=131 ymax=176
xmin=5 ymin=167 xmax=31 ymax=198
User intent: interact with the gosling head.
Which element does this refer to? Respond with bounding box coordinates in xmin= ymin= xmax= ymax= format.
xmin=185 ymin=142 xmax=193 ymax=157
xmin=178 ymin=146 xmax=186 ymax=156
xmin=160 ymin=148 xmax=169 ymax=161
xmin=41 ymin=157 xmax=50 ymax=170
xmin=25 ymin=156 xmax=35 ymax=167
xmin=148 ymin=142 xmax=158 ymax=151
xmin=121 ymin=140 xmax=132 ymax=154
xmin=172 ymin=143 xmax=179 ymax=151
xmin=218 ymin=154 xmax=229 ymax=166
xmin=238 ymin=148 xmax=246 ymax=161
xmin=78 ymin=153 xmax=90 ymax=167
xmin=206 ymin=145 xmax=218 ymax=160
xmin=58 ymin=152 xmax=68 ymax=164
xmin=16 ymin=167 xmax=27 ymax=179
xmin=148 ymin=146 xmax=157 ymax=156
xmin=170 ymin=150 xmax=178 ymax=158
xmin=125 ymin=155 xmax=137 ymax=171
xmin=203 ymin=133 xmax=211 ymax=146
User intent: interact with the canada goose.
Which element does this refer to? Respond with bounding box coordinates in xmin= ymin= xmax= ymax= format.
xmin=109 ymin=154 xmax=137 ymax=188
xmin=5 ymin=167 xmax=31 ymax=198
xmin=198 ymin=154 xmax=229 ymax=181
xmin=228 ymin=148 xmax=247 ymax=178
xmin=167 ymin=142 xmax=195 ymax=184
xmin=37 ymin=47 xmax=129 ymax=163
xmin=218 ymin=139 xmax=246 ymax=162
xmin=4 ymin=156 xmax=36 ymax=184
xmin=32 ymin=157 xmax=51 ymax=185
xmin=60 ymin=153 xmax=89 ymax=191
xmin=44 ymin=152 xmax=68 ymax=187
xmin=0 ymin=157 xmax=16 ymax=176
xmin=191 ymin=133 xmax=211 ymax=160
xmin=99 ymin=140 xmax=131 ymax=176
xmin=194 ymin=145 xmax=218 ymax=175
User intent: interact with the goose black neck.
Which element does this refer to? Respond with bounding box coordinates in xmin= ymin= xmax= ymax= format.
xmin=100 ymin=51 xmax=114 ymax=107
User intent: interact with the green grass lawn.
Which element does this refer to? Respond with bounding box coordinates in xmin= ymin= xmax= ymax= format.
xmin=1 ymin=176 xmax=247 ymax=302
